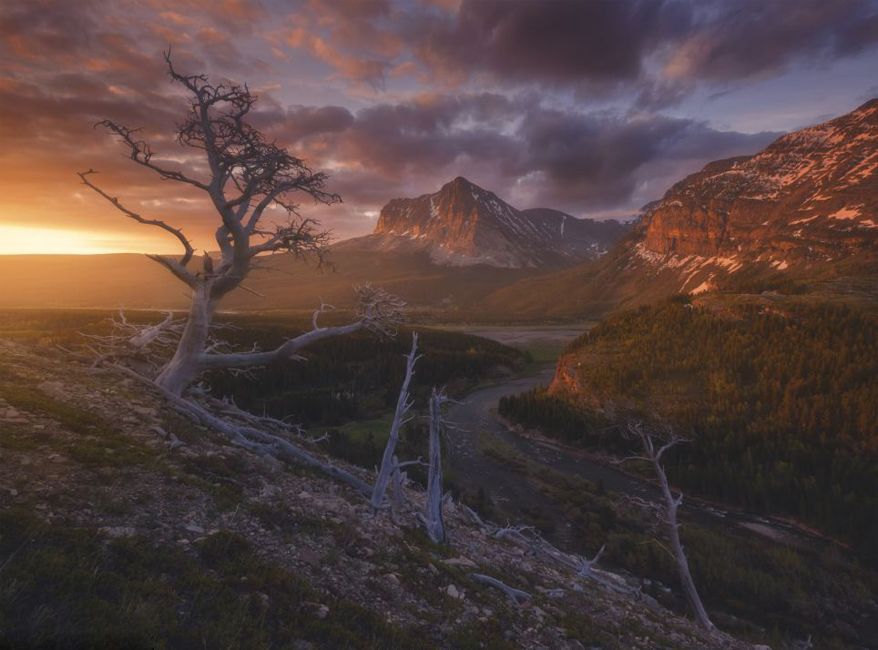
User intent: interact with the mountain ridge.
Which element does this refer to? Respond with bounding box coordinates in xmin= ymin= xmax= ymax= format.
xmin=481 ymin=98 xmax=878 ymax=317
xmin=369 ymin=176 xmax=628 ymax=268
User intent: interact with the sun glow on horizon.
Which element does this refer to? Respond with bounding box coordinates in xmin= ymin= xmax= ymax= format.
xmin=0 ymin=224 xmax=180 ymax=255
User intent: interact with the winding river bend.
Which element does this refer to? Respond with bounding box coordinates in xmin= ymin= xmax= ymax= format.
xmin=442 ymin=326 xmax=833 ymax=554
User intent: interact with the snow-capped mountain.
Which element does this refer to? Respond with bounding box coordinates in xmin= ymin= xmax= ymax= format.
xmin=631 ymin=98 xmax=878 ymax=294
xmin=360 ymin=177 xmax=627 ymax=268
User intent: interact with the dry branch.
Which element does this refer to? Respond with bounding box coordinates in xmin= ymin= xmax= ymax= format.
xmin=112 ymin=363 xmax=372 ymax=497
xmin=469 ymin=573 xmax=532 ymax=606
xmin=80 ymin=52 xmax=393 ymax=397
xmin=422 ymin=388 xmax=449 ymax=544
xmin=371 ymin=333 xmax=420 ymax=510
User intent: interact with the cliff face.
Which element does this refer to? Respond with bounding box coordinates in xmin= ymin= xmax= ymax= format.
xmin=634 ymin=98 xmax=878 ymax=293
xmin=372 ymin=177 xmax=628 ymax=268
xmin=478 ymin=99 xmax=878 ymax=318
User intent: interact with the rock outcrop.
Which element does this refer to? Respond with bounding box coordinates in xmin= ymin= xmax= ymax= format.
xmin=480 ymin=98 xmax=878 ymax=317
xmin=369 ymin=176 xmax=628 ymax=268
xmin=633 ymin=98 xmax=878 ymax=294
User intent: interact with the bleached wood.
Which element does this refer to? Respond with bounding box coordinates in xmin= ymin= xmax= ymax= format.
xmin=370 ymin=333 xmax=420 ymax=510
xmin=469 ymin=573 xmax=532 ymax=605
xmin=625 ymin=422 xmax=714 ymax=631
xmin=115 ymin=363 xmax=373 ymax=496
xmin=422 ymin=388 xmax=448 ymax=544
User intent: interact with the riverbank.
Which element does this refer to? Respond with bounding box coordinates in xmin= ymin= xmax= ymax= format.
xmin=441 ymin=325 xmax=878 ymax=647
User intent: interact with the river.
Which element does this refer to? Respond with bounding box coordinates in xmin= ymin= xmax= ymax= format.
xmin=443 ymin=325 xmax=833 ymax=553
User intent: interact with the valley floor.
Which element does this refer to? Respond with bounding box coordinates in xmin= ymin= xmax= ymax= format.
xmin=443 ymin=326 xmax=878 ymax=648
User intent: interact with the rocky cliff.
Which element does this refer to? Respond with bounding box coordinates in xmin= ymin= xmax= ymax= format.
xmin=370 ymin=177 xmax=628 ymax=268
xmin=633 ymin=98 xmax=878 ymax=294
xmin=480 ymin=98 xmax=878 ymax=318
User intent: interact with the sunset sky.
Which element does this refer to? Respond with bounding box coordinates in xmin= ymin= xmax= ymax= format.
xmin=1 ymin=0 xmax=877 ymax=254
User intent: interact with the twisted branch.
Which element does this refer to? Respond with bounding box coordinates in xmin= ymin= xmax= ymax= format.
xmin=76 ymin=169 xmax=195 ymax=272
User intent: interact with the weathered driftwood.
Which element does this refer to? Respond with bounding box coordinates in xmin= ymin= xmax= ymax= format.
xmin=370 ymin=333 xmax=420 ymax=510
xmin=149 ymin=425 xmax=186 ymax=451
xmin=422 ymin=388 xmax=448 ymax=544
xmin=81 ymin=310 xmax=183 ymax=373
xmin=469 ymin=573 xmax=532 ymax=606
xmin=461 ymin=505 xmax=617 ymax=592
xmin=114 ymin=364 xmax=373 ymax=498
xmin=575 ymin=544 xmax=605 ymax=580
xmin=390 ymin=455 xmax=407 ymax=524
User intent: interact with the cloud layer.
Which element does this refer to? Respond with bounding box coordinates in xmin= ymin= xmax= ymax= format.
xmin=0 ymin=0 xmax=875 ymax=251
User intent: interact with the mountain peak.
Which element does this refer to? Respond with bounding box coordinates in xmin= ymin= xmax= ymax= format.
xmin=447 ymin=175 xmax=477 ymax=188
xmin=372 ymin=178 xmax=628 ymax=268
xmin=437 ymin=176 xmax=490 ymax=201
xmin=855 ymin=97 xmax=878 ymax=113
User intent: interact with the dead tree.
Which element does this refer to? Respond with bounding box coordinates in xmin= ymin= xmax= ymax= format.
xmin=469 ymin=573 xmax=532 ymax=606
xmin=623 ymin=422 xmax=714 ymax=631
xmin=465 ymin=510 xmax=614 ymax=592
xmin=370 ymin=333 xmax=420 ymax=510
xmin=81 ymin=310 xmax=182 ymax=373
xmin=79 ymin=52 xmax=403 ymax=397
xmin=112 ymin=361 xmax=375 ymax=497
xmin=422 ymin=388 xmax=448 ymax=544
xmin=389 ymin=455 xmax=407 ymax=524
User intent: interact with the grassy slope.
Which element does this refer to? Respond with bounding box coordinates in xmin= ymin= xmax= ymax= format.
xmin=0 ymin=248 xmax=548 ymax=313
xmin=0 ymin=335 xmax=735 ymax=650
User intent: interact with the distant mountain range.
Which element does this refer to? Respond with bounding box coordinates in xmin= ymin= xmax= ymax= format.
xmin=0 ymin=178 xmax=627 ymax=312
xmin=2 ymin=100 xmax=875 ymax=318
xmin=337 ymin=176 xmax=628 ymax=268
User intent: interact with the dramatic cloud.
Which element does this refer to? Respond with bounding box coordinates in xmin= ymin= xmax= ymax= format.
xmin=0 ymin=0 xmax=875 ymax=251
xmin=663 ymin=0 xmax=878 ymax=82
xmin=405 ymin=0 xmax=690 ymax=87
xmin=271 ymin=92 xmax=779 ymax=216
xmin=283 ymin=0 xmax=878 ymax=104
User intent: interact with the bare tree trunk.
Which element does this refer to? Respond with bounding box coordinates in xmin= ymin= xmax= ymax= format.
xmin=155 ymin=283 xmax=214 ymax=396
xmin=370 ymin=333 xmax=419 ymax=510
xmin=390 ymin=456 xmax=406 ymax=524
xmin=625 ymin=423 xmax=714 ymax=631
xmin=80 ymin=56 xmax=407 ymax=400
xmin=653 ymin=455 xmax=714 ymax=631
xmin=423 ymin=388 xmax=447 ymax=544
xmin=121 ymin=363 xmax=375 ymax=497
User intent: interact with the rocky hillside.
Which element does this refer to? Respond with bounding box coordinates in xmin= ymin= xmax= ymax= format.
xmin=634 ymin=97 xmax=878 ymax=295
xmin=480 ymin=99 xmax=878 ymax=318
xmin=0 ymin=339 xmax=745 ymax=649
xmin=358 ymin=177 xmax=627 ymax=268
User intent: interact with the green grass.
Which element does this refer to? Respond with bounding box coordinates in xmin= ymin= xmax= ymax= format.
xmin=517 ymin=339 xmax=567 ymax=364
xmin=333 ymin=413 xmax=394 ymax=446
